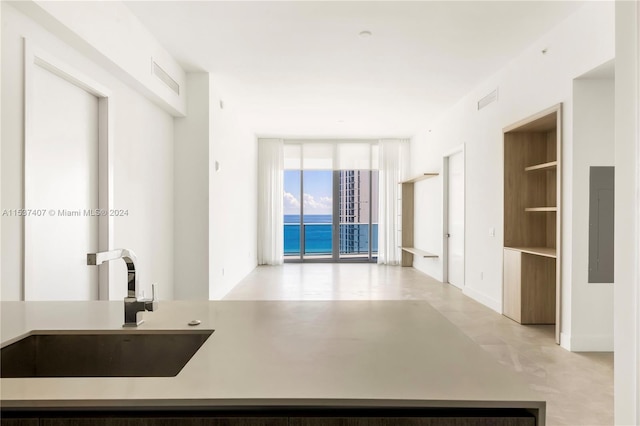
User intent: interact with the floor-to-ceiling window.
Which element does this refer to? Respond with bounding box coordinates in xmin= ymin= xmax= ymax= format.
xmin=284 ymin=170 xmax=333 ymax=260
xmin=283 ymin=141 xmax=378 ymax=262
xmin=338 ymin=170 xmax=378 ymax=260
xmin=283 ymin=169 xmax=302 ymax=258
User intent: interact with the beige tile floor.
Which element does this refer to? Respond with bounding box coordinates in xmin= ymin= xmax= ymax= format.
xmin=225 ymin=263 xmax=614 ymax=426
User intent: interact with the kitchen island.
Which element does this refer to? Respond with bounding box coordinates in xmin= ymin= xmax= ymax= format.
xmin=1 ymin=300 xmax=545 ymax=425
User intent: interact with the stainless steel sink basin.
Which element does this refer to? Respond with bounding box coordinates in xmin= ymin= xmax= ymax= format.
xmin=0 ymin=329 xmax=213 ymax=378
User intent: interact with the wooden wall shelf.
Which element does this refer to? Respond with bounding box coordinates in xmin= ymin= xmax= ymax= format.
xmin=401 ymin=173 xmax=439 ymax=184
xmin=525 ymin=161 xmax=557 ymax=172
xmin=504 ymin=246 xmax=557 ymax=259
xmin=401 ymin=247 xmax=438 ymax=258
xmin=524 ymin=207 xmax=557 ymax=212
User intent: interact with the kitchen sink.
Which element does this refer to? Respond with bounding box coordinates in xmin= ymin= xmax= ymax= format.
xmin=0 ymin=329 xmax=213 ymax=378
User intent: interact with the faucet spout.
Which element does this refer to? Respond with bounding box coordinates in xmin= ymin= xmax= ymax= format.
xmin=87 ymin=249 xmax=137 ymax=297
xmin=87 ymin=249 xmax=157 ymax=327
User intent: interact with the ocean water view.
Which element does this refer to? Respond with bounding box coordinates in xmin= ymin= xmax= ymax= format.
xmin=284 ymin=214 xmax=378 ymax=255
xmin=284 ymin=214 xmax=331 ymax=224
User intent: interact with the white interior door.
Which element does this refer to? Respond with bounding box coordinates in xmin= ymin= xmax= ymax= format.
xmin=447 ymin=150 xmax=464 ymax=288
xmin=25 ymin=63 xmax=100 ymax=300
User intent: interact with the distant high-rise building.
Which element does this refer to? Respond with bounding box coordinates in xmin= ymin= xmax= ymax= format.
xmin=339 ymin=171 xmax=375 ymax=254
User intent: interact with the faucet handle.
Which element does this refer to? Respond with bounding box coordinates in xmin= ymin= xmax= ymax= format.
xmin=144 ymin=283 xmax=158 ymax=311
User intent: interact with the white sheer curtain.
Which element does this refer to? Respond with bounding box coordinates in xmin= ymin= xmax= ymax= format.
xmin=377 ymin=139 xmax=409 ymax=265
xmin=257 ymin=139 xmax=284 ymax=265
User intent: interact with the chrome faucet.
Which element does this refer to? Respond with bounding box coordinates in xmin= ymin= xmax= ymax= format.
xmin=87 ymin=249 xmax=158 ymax=327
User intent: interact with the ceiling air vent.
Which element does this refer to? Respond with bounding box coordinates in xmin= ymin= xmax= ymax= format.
xmin=152 ymin=59 xmax=180 ymax=95
xmin=477 ymin=88 xmax=498 ymax=111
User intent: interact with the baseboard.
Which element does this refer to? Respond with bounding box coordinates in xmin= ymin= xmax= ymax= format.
xmin=462 ymin=286 xmax=502 ymax=314
xmin=212 ymin=262 xmax=258 ymax=300
xmin=560 ymin=332 xmax=572 ymax=351
xmin=567 ymin=333 xmax=614 ymax=352
xmin=412 ymin=262 xmax=443 ymax=283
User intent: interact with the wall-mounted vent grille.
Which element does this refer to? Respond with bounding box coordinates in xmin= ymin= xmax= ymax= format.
xmin=477 ymin=88 xmax=498 ymax=111
xmin=152 ymin=60 xmax=180 ymax=95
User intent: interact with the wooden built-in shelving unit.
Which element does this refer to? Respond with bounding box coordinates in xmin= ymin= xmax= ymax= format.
xmin=400 ymin=173 xmax=439 ymax=267
xmin=503 ymin=104 xmax=562 ymax=343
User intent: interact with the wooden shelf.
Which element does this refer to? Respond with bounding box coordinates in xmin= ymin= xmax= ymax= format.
xmin=525 ymin=161 xmax=557 ymax=172
xmin=400 ymin=247 xmax=438 ymax=258
xmin=505 ymin=246 xmax=557 ymax=258
xmin=524 ymin=207 xmax=557 ymax=212
xmin=401 ymin=173 xmax=439 ymax=184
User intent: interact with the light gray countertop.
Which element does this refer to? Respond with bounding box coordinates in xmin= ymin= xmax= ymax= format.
xmin=0 ymin=300 xmax=544 ymax=416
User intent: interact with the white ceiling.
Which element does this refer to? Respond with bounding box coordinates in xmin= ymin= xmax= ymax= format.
xmin=126 ymin=1 xmax=585 ymax=138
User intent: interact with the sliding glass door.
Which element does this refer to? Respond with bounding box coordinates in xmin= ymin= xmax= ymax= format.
xmin=284 ymin=171 xmax=378 ymax=262
xmin=338 ymin=170 xmax=378 ymax=260
xmin=283 ymin=170 xmax=301 ymax=258
xmin=283 ymin=141 xmax=378 ymax=262
xmin=284 ymin=170 xmax=334 ymax=260
xmin=302 ymin=170 xmax=333 ymax=259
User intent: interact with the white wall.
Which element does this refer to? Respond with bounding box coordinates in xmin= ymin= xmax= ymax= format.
xmin=173 ymin=73 xmax=258 ymax=301
xmin=1 ymin=3 xmax=175 ymax=301
xmin=11 ymin=0 xmax=186 ymax=117
xmin=209 ymin=80 xmax=258 ymax=300
xmin=409 ymin=1 xmax=615 ymax=337
xmin=0 ymin=0 xmax=3 ymax=299
xmin=614 ymin=0 xmax=639 ymax=423
xmin=570 ymin=72 xmax=614 ymax=351
xmin=173 ymin=73 xmax=211 ymax=299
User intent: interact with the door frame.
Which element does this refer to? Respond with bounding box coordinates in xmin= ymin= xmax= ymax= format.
xmin=442 ymin=144 xmax=465 ymax=287
xmin=23 ymin=39 xmax=113 ymax=300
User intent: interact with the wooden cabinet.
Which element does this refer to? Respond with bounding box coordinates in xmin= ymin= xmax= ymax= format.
xmin=503 ymin=104 xmax=562 ymax=342
xmin=503 ymin=248 xmax=556 ymax=324
xmin=400 ymin=173 xmax=438 ymax=267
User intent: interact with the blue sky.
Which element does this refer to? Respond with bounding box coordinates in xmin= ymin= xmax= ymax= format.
xmin=284 ymin=170 xmax=332 ymax=215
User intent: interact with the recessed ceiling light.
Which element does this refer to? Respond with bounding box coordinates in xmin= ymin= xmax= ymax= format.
xmin=359 ymin=30 xmax=372 ymax=38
